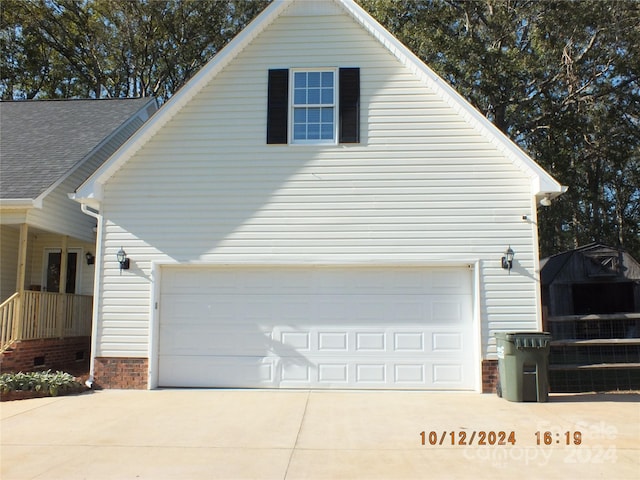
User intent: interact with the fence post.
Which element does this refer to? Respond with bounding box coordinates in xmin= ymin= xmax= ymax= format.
xmin=6 ymin=293 xmax=22 ymax=344
xmin=12 ymin=293 xmax=22 ymax=341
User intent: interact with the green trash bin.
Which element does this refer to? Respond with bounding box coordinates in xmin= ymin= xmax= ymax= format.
xmin=495 ymin=332 xmax=551 ymax=402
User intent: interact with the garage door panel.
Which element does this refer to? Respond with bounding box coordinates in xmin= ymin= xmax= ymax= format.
xmin=394 ymin=364 xmax=425 ymax=383
xmin=161 ymin=324 xmax=272 ymax=356
xmin=163 ymin=325 xmax=466 ymax=358
xmin=432 ymin=332 xmax=463 ymax=351
xmin=162 ymin=294 xmax=469 ymax=325
xmin=393 ymin=332 xmax=424 ymax=351
xmin=355 ymin=332 xmax=386 ymax=351
xmin=158 ymin=266 xmax=475 ymax=389
xmin=356 ymin=363 xmax=385 ymax=382
xmin=278 ymin=358 xmax=470 ymax=388
xmin=429 ymin=269 xmax=472 ymax=293
xmin=432 ymin=364 xmax=463 ymax=384
xmin=159 ymin=355 xmax=276 ymax=388
xmin=280 ymin=331 xmax=311 ymax=350
xmin=158 ymin=355 xmax=474 ymax=389
xmin=432 ymin=301 xmax=463 ymax=323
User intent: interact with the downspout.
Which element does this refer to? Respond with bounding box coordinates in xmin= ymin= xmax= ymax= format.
xmin=80 ymin=203 xmax=104 ymax=388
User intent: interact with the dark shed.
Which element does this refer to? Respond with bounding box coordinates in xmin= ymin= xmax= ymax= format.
xmin=541 ymin=243 xmax=640 ymax=320
xmin=542 ymin=244 xmax=640 ymax=392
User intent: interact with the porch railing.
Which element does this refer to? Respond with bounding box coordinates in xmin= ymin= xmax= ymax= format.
xmin=0 ymin=291 xmax=92 ymax=352
xmin=0 ymin=293 xmax=20 ymax=352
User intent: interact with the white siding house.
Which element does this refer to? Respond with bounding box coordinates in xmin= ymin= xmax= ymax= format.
xmin=74 ymin=0 xmax=564 ymax=391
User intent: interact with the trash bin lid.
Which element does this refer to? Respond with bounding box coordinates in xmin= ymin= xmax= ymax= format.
xmin=495 ymin=332 xmax=551 ymax=348
xmin=514 ymin=335 xmax=550 ymax=348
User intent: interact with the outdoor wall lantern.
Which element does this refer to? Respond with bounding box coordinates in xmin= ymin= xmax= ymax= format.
xmin=501 ymin=246 xmax=515 ymax=273
xmin=85 ymin=252 xmax=95 ymax=265
xmin=116 ymin=247 xmax=130 ymax=271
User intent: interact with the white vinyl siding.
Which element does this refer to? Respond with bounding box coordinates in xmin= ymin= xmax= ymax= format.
xmin=26 ymin=174 xmax=96 ymax=243
xmin=0 ymin=226 xmax=20 ymax=301
xmin=96 ymin=4 xmax=541 ymax=360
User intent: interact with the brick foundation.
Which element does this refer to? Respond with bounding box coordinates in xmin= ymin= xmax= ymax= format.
xmin=92 ymin=358 xmax=501 ymax=391
xmin=482 ymin=359 xmax=499 ymax=393
xmin=87 ymin=357 xmax=499 ymax=392
xmin=94 ymin=357 xmax=148 ymax=389
xmin=0 ymin=337 xmax=90 ymax=374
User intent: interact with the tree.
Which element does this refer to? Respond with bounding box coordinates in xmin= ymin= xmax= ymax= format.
xmin=1 ymin=0 xmax=269 ymax=101
xmin=361 ymin=0 xmax=640 ymax=259
xmin=2 ymin=0 xmax=638 ymax=258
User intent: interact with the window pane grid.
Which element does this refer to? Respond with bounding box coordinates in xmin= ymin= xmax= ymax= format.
xmin=293 ymin=107 xmax=334 ymax=140
xmin=292 ymin=70 xmax=335 ymax=142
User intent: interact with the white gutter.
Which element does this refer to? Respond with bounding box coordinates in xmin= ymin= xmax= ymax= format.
xmin=80 ymin=203 xmax=103 ymax=388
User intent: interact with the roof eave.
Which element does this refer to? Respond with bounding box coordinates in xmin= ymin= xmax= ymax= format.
xmin=0 ymin=198 xmax=41 ymax=209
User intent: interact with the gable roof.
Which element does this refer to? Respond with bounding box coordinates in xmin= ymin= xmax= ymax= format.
xmin=74 ymin=0 xmax=564 ymax=208
xmin=1 ymin=97 xmax=156 ymax=205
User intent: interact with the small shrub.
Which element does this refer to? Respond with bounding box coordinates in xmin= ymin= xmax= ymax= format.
xmin=0 ymin=370 xmax=81 ymax=396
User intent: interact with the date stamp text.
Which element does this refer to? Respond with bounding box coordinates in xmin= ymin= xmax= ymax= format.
xmin=420 ymin=422 xmax=619 ymax=466
xmin=420 ymin=430 xmax=517 ymax=446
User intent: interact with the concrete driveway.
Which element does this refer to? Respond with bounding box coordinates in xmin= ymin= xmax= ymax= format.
xmin=1 ymin=389 xmax=639 ymax=480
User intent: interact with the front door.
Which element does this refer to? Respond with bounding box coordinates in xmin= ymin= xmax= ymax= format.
xmin=45 ymin=250 xmax=78 ymax=293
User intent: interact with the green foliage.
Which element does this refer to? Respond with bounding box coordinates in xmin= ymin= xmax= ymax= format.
xmin=0 ymin=370 xmax=81 ymax=396
xmin=361 ymin=0 xmax=640 ymax=259
xmin=1 ymin=0 xmax=269 ymax=101
xmin=1 ymin=0 xmax=638 ymax=259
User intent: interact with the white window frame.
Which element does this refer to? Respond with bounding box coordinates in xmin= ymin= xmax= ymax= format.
xmin=289 ymin=68 xmax=338 ymax=145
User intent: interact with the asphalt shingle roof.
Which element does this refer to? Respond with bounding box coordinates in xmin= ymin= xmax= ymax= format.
xmin=0 ymin=98 xmax=152 ymax=200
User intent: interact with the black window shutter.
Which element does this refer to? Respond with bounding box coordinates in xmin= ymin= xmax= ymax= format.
xmin=267 ymin=69 xmax=289 ymax=144
xmin=339 ymin=68 xmax=360 ymax=143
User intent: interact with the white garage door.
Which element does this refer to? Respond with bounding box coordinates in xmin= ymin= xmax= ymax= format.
xmin=158 ymin=266 xmax=476 ymax=390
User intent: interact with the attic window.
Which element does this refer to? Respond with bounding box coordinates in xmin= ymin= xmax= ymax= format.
xmin=292 ymin=70 xmax=336 ymax=143
xmin=267 ymin=67 xmax=360 ymax=145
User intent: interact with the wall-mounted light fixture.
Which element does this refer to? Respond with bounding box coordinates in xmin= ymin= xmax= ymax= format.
xmin=501 ymin=246 xmax=515 ymax=273
xmin=116 ymin=247 xmax=130 ymax=271
xmin=539 ymin=195 xmax=552 ymax=207
xmin=85 ymin=252 xmax=95 ymax=265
